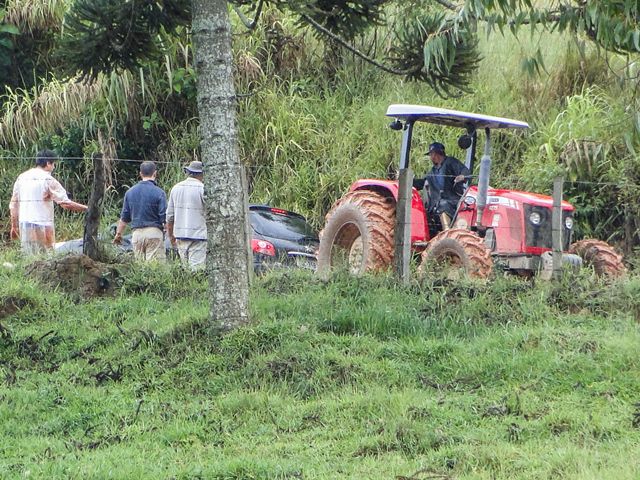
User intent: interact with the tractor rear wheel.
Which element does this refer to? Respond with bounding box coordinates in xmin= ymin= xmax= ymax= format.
xmin=317 ymin=190 xmax=395 ymax=275
xmin=569 ymin=239 xmax=626 ymax=277
xmin=418 ymin=228 xmax=493 ymax=280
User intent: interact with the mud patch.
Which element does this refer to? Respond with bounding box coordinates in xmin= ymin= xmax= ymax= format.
xmin=25 ymin=254 xmax=123 ymax=301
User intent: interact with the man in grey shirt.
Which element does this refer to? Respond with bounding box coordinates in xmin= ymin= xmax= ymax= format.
xmin=166 ymin=161 xmax=207 ymax=270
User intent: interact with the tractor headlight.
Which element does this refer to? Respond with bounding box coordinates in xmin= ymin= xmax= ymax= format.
xmin=564 ymin=216 xmax=574 ymax=229
xmin=529 ymin=212 xmax=542 ymax=225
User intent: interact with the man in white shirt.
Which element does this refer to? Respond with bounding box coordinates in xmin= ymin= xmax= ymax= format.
xmin=166 ymin=161 xmax=207 ymax=270
xmin=9 ymin=150 xmax=88 ymax=255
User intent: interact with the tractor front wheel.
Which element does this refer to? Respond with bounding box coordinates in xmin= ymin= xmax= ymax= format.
xmin=317 ymin=190 xmax=395 ymax=275
xmin=569 ymin=239 xmax=626 ymax=277
xmin=418 ymin=228 xmax=493 ymax=280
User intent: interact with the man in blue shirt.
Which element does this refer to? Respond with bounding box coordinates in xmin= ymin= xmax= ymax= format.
xmin=113 ymin=161 xmax=167 ymax=261
xmin=413 ymin=142 xmax=470 ymax=236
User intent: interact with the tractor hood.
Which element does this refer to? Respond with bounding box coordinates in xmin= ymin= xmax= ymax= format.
xmin=468 ymin=186 xmax=575 ymax=211
xmin=385 ymin=105 xmax=529 ymax=130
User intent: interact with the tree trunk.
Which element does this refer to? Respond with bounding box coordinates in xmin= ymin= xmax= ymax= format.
xmin=192 ymin=0 xmax=251 ymax=332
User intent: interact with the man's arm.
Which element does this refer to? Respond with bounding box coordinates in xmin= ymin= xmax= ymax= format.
xmin=158 ymin=191 xmax=167 ymax=228
xmin=113 ymin=219 xmax=128 ymax=245
xmin=59 ymin=199 xmax=88 ymax=212
xmin=451 ymin=157 xmax=471 ymax=184
xmin=166 ymin=221 xmax=176 ymax=246
xmin=114 ymin=192 xmax=132 ymax=245
xmin=158 ymin=187 xmax=167 ymax=230
xmin=48 ymin=177 xmax=88 ymax=212
xmin=166 ymin=190 xmax=176 ymax=246
xmin=9 ymin=189 xmax=19 ymax=240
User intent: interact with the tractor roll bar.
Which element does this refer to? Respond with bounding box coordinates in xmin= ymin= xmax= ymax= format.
xmin=476 ymin=128 xmax=492 ymax=230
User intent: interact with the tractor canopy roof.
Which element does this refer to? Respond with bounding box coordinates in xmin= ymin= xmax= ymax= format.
xmin=385 ymin=104 xmax=529 ymax=130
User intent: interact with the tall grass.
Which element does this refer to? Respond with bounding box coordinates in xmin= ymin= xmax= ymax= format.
xmin=0 ymin=78 xmax=100 ymax=149
xmin=4 ymin=0 xmax=68 ymax=32
xmin=1 ymin=5 xmax=638 ymax=247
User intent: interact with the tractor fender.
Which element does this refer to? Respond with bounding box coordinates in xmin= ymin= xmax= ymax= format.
xmin=348 ymin=180 xmax=430 ymax=243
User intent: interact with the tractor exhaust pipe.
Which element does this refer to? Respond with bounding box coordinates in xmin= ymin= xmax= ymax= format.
xmin=476 ymin=128 xmax=491 ymax=229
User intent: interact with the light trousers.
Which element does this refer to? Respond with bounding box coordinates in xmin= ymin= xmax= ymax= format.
xmin=176 ymin=239 xmax=206 ymax=270
xmin=131 ymin=227 xmax=166 ymax=262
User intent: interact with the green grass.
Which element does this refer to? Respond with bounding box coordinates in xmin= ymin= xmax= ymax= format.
xmin=1 ymin=252 xmax=639 ymax=479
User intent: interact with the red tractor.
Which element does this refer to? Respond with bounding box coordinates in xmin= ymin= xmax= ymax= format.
xmin=317 ymin=105 xmax=626 ymax=278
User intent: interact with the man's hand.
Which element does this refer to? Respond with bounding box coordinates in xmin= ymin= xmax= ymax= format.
xmin=454 ymin=174 xmax=465 ymax=183
xmin=166 ymin=222 xmax=176 ymax=247
xmin=113 ymin=232 xmax=123 ymax=245
xmin=9 ymin=225 xmax=19 ymax=240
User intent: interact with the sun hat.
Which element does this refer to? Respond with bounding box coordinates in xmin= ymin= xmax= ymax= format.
xmin=184 ymin=160 xmax=203 ymax=174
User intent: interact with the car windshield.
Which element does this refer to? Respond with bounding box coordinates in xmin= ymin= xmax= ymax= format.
xmin=250 ymin=209 xmax=317 ymax=241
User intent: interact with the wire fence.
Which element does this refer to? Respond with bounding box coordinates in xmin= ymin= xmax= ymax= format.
xmin=1 ymin=154 xmax=637 ymax=185
xmin=2 ymin=158 xmax=639 ymax=205
xmin=2 ymin=154 xmax=640 ymax=235
xmin=3 ymin=156 xmax=638 ymax=258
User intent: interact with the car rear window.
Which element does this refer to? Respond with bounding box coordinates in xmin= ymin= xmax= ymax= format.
xmin=250 ymin=209 xmax=317 ymax=241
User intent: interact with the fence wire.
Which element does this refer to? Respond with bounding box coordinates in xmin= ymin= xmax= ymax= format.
xmin=2 ymin=155 xmax=640 ymax=211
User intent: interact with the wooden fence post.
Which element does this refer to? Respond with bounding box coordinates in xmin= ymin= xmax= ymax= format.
xmin=83 ymin=153 xmax=105 ymax=260
xmin=394 ymin=167 xmax=413 ymax=284
xmin=551 ymin=176 xmax=564 ymax=280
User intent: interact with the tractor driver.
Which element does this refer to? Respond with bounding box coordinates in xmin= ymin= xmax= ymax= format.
xmin=413 ymin=141 xmax=470 ymax=236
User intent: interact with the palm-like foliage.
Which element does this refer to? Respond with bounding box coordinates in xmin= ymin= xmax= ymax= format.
xmin=286 ymin=0 xmax=390 ymax=40
xmin=388 ymin=12 xmax=480 ymax=96
xmin=56 ymin=0 xmax=191 ymax=79
xmin=467 ymin=0 xmax=640 ymax=57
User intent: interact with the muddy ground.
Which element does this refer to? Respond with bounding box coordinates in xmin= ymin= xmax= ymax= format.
xmin=24 ymin=254 xmax=123 ymax=301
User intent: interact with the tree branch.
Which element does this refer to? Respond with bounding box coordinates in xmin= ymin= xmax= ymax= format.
xmin=232 ymin=0 xmax=265 ymax=31
xmin=299 ymin=13 xmax=417 ymax=76
xmin=434 ymin=0 xmax=458 ymax=11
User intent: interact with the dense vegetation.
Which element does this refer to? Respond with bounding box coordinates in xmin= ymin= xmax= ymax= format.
xmin=1 ymin=253 xmax=639 ymax=478
xmin=1 ymin=3 xmax=639 ymax=252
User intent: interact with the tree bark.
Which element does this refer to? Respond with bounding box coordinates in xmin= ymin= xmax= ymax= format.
xmin=192 ymin=0 xmax=251 ymax=332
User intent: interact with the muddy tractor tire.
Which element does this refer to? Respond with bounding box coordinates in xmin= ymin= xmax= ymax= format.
xmin=317 ymin=190 xmax=395 ymax=275
xmin=418 ymin=228 xmax=493 ymax=280
xmin=569 ymin=239 xmax=626 ymax=277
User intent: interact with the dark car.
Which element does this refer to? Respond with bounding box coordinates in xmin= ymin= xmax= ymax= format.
xmin=249 ymin=205 xmax=319 ymax=274
xmin=54 ymin=205 xmax=319 ymax=273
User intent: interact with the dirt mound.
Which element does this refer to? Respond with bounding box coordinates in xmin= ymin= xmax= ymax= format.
xmin=25 ymin=254 xmax=123 ymax=300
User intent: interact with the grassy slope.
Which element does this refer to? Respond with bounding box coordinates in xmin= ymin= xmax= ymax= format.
xmin=1 ymin=251 xmax=639 ymax=479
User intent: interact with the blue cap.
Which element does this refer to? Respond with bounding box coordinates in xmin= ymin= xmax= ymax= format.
xmin=428 ymin=142 xmax=445 ymax=155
